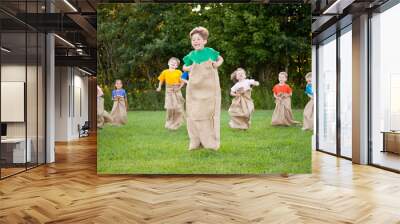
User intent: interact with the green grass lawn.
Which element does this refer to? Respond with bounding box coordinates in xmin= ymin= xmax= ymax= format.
xmin=97 ymin=110 xmax=312 ymax=174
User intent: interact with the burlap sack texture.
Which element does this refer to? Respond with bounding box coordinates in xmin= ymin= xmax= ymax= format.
xmin=271 ymin=94 xmax=299 ymax=126
xmin=228 ymin=90 xmax=254 ymax=130
xmin=164 ymin=84 xmax=185 ymax=130
xmin=110 ymin=97 xmax=128 ymax=125
xmin=186 ymin=60 xmax=221 ymax=150
xmin=302 ymin=98 xmax=314 ymax=130
xmin=97 ymin=97 xmax=113 ymax=128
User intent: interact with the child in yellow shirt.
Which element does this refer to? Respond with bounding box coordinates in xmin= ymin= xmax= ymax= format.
xmin=156 ymin=57 xmax=185 ymax=130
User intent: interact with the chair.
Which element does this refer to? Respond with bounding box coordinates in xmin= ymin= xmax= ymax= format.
xmin=78 ymin=121 xmax=90 ymax=138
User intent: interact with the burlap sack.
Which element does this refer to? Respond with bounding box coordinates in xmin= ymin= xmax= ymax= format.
xmin=110 ymin=97 xmax=127 ymax=125
xmin=271 ymin=95 xmax=299 ymax=126
xmin=186 ymin=60 xmax=221 ymax=150
xmin=302 ymin=98 xmax=314 ymax=130
xmin=97 ymin=97 xmax=113 ymax=128
xmin=164 ymin=84 xmax=185 ymax=130
xmin=228 ymin=90 xmax=254 ymax=130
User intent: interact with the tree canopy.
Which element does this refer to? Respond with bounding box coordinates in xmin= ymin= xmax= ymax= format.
xmin=98 ymin=3 xmax=311 ymax=110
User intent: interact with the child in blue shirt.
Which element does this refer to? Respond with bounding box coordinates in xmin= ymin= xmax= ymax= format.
xmin=180 ymin=71 xmax=189 ymax=89
xmin=110 ymin=79 xmax=128 ymax=125
xmin=303 ymin=72 xmax=313 ymax=130
xmin=181 ymin=71 xmax=189 ymax=84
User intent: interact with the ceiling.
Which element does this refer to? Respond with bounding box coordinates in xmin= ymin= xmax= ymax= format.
xmin=311 ymin=0 xmax=390 ymax=42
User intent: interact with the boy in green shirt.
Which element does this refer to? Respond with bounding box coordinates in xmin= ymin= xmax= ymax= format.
xmin=183 ymin=26 xmax=224 ymax=150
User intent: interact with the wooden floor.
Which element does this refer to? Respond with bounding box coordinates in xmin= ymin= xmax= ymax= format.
xmin=1 ymin=136 xmax=400 ymax=223
xmin=1 ymin=167 xmax=26 ymax=178
xmin=373 ymin=151 xmax=400 ymax=171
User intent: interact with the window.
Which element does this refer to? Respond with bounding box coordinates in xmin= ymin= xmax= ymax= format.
xmin=317 ymin=35 xmax=337 ymax=154
xmin=339 ymin=26 xmax=352 ymax=158
xmin=370 ymin=2 xmax=400 ymax=171
xmin=0 ymin=2 xmax=46 ymax=179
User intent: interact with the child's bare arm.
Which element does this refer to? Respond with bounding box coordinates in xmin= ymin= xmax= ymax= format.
xmin=212 ymin=56 xmax=224 ymax=68
xmin=125 ymin=97 xmax=129 ymax=112
xmin=179 ymin=80 xmax=186 ymax=89
xmin=181 ymin=80 xmax=188 ymax=88
xmin=156 ymin=81 xmax=163 ymax=92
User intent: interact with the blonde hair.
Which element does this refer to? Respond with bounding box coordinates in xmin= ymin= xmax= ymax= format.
xmin=305 ymin=72 xmax=312 ymax=80
xmin=230 ymin=68 xmax=246 ymax=83
xmin=278 ymin=72 xmax=288 ymax=78
xmin=189 ymin=26 xmax=209 ymax=40
xmin=168 ymin=57 xmax=180 ymax=66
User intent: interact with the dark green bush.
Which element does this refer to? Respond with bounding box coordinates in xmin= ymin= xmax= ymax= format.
xmin=102 ymin=80 xmax=309 ymax=111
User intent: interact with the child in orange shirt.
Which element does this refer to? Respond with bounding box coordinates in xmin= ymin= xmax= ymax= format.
xmin=271 ymin=72 xmax=298 ymax=126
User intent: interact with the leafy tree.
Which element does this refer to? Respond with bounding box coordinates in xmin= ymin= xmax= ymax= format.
xmin=97 ymin=3 xmax=311 ymax=110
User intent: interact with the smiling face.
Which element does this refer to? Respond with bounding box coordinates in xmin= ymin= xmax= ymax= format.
xmin=191 ymin=33 xmax=207 ymax=50
xmin=168 ymin=59 xmax=179 ymax=70
xmin=278 ymin=73 xmax=287 ymax=83
xmin=236 ymin=69 xmax=246 ymax=81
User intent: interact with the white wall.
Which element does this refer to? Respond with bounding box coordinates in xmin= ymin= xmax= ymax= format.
xmin=1 ymin=65 xmax=26 ymax=140
xmin=1 ymin=65 xmax=26 ymax=81
xmin=72 ymin=73 xmax=89 ymax=138
xmin=54 ymin=67 xmax=89 ymax=141
xmin=55 ymin=67 xmax=69 ymax=141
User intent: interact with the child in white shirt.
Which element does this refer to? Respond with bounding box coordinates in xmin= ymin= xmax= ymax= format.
xmin=228 ymin=68 xmax=259 ymax=130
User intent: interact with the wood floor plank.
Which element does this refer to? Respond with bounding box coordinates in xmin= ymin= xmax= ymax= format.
xmin=0 ymin=135 xmax=399 ymax=223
